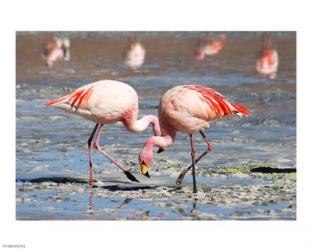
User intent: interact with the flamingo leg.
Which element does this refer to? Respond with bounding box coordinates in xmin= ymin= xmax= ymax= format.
xmin=189 ymin=134 xmax=197 ymax=193
xmin=176 ymin=130 xmax=212 ymax=185
xmin=87 ymin=123 xmax=99 ymax=187
xmin=93 ymin=124 xmax=139 ymax=183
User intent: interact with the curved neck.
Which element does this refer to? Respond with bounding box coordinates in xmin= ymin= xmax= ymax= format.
xmin=126 ymin=115 xmax=161 ymax=136
xmin=142 ymin=130 xmax=176 ymax=154
xmin=149 ymin=133 xmax=176 ymax=149
xmin=139 ymin=130 xmax=176 ymax=167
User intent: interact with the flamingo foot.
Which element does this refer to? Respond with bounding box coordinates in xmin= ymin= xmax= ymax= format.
xmin=176 ymin=167 xmax=190 ymax=185
xmin=176 ymin=175 xmax=184 ymax=185
xmin=123 ymin=170 xmax=140 ymax=183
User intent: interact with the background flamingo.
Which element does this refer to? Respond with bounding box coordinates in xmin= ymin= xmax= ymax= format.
xmin=125 ymin=39 xmax=146 ymax=71
xmin=138 ymin=84 xmax=250 ymax=193
xmin=256 ymin=34 xmax=279 ymax=79
xmin=45 ymin=80 xmax=161 ymax=186
xmin=42 ymin=36 xmax=70 ymax=67
xmin=195 ymin=34 xmax=226 ymax=60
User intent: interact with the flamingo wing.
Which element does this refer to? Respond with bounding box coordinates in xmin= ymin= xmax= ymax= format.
xmin=184 ymin=84 xmax=250 ymax=118
xmin=45 ymin=83 xmax=94 ymax=111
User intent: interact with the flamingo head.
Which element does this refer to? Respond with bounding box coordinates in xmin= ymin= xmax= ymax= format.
xmin=138 ymin=140 xmax=155 ymax=178
xmin=195 ymin=50 xmax=205 ymax=61
xmin=140 ymin=162 xmax=150 ymax=178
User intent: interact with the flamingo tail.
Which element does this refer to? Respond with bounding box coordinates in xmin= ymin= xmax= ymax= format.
xmin=231 ymin=103 xmax=250 ymax=117
xmin=45 ymin=95 xmax=69 ymax=107
xmin=45 ymin=85 xmax=94 ymax=110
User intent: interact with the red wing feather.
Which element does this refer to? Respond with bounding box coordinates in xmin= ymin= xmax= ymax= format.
xmin=230 ymin=103 xmax=250 ymax=116
xmin=45 ymin=95 xmax=68 ymax=106
xmin=45 ymin=85 xmax=94 ymax=110
xmin=184 ymin=84 xmax=250 ymax=117
xmin=75 ymin=87 xmax=93 ymax=109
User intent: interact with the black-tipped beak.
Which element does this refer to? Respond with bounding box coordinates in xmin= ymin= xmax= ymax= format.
xmin=143 ymin=171 xmax=150 ymax=178
xmin=140 ymin=163 xmax=150 ymax=178
xmin=157 ymin=147 xmax=165 ymax=154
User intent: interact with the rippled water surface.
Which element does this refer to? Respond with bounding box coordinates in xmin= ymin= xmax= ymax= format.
xmin=16 ymin=32 xmax=296 ymax=220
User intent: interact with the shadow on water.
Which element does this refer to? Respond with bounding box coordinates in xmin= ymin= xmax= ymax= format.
xmin=17 ymin=176 xmax=88 ymax=184
xmin=16 ymin=175 xmax=176 ymax=191
xmin=250 ymin=167 xmax=296 ymax=173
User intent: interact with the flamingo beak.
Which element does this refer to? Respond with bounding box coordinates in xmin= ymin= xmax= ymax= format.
xmin=140 ymin=163 xmax=150 ymax=178
xmin=157 ymin=147 xmax=165 ymax=154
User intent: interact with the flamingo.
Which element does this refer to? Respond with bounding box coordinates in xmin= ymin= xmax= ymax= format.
xmin=42 ymin=36 xmax=70 ymax=67
xmin=256 ymin=35 xmax=279 ymax=79
xmin=138 ymin=84 xmax=250 ymax=193
xmin=45 ymin=80 xmax=161 ymax=187
xmin=195 ymin=34 xmax=226 ymax=61
xmin=125 ymin=40 xmax=146 ymax=71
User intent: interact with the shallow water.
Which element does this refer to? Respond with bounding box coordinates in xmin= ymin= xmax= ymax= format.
xmin=16 ymin=32 xmax=296 ymax=220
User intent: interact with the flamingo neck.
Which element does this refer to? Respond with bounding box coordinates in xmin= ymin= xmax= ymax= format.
xmin=139 ymin=130 xmax=176 ymax=166
xmin=126 ymin=115 xmax=161 ymax=136
xmin=146 ymin=132 xmax=176 ymax=149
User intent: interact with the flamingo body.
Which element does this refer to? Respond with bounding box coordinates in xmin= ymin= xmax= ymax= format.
xmin=256 ymin=35 xmax=279 ymax=79
xmin=125 ymin=42 xmax=146 ymax=70
xmin=159 ymin=84 xmax=249 ymax=134
xmin=46 ymin=80 xmax=160 ymax=185
xmin=195 ymin=35 xmax=226 ymax=60
xmin=42 ymin=37 xmax=70 ymax=67
xmin=139 ymin=84 xmax=250 ymax=192
xmin=256 ymin=48 xmax=279 ymax=79
xmin=46 ymin=80 xmax=139 ymax=127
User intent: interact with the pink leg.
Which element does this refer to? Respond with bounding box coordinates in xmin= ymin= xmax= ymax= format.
xmin=87 ymin=124 xmax=99 ymax=187
xmin=176 ymin=130 xmax=212 ymax=185
xmin=93 ymin=124 xmax=139 ymax=183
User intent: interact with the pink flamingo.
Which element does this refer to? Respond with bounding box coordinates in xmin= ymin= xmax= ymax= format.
xmin=195 ymin=34 xmax=226 ymax=61
xmin=42 ymin=36 xmax=70 ymax=67
xmin=45 ymin=80 xmax=161 ymax=187
xmin=125 ymin=40 xmax=146 ymax=71
xmin=256 ymin=35 xmax=279 ymax=79
xmin=138 ymin=84 xmax=250 ymax=193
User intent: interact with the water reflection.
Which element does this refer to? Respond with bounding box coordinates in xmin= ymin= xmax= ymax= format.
xmin=116 ymin=197 xmax=133 ymax=209
xmin=86 ymin=189 xmax=94 ymax=216
xmin=191 ymin=198 xmax=198 ymax=215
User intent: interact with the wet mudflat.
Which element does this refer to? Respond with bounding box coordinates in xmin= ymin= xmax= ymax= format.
xmin=16 ymin=32 xmax=296 ymax=220
xmin=16 ymin=165 xmax=296 ymax=220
